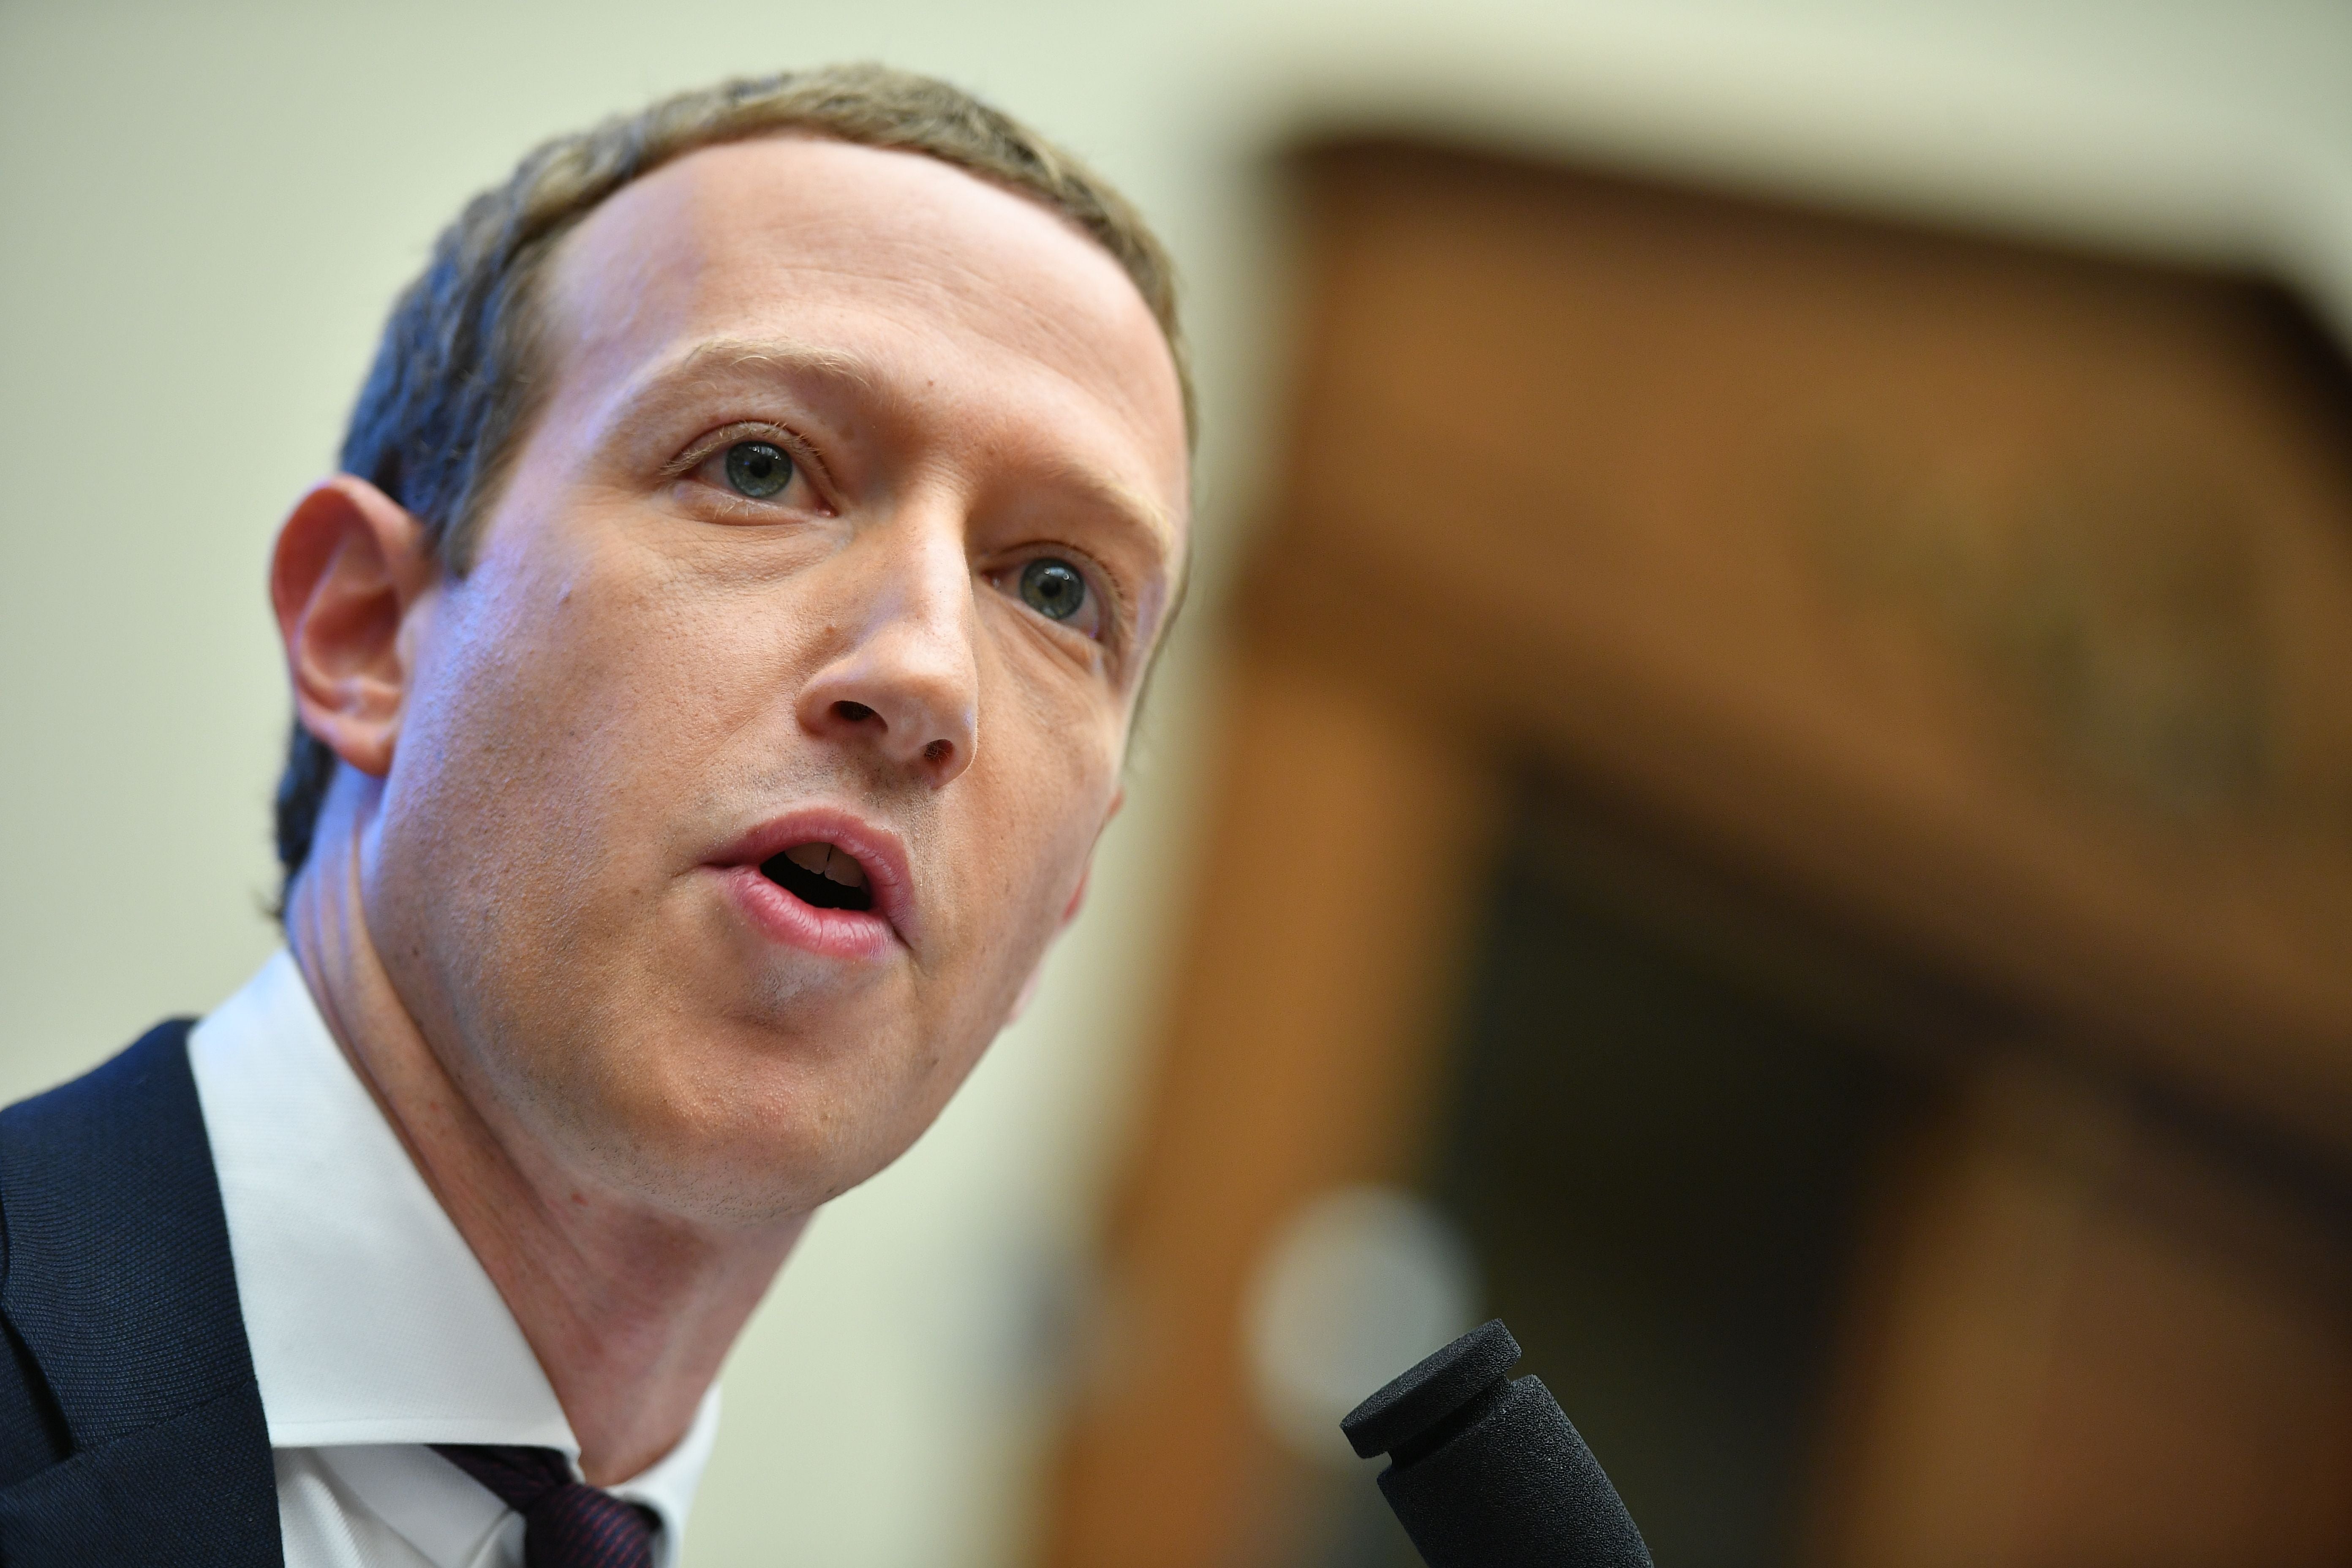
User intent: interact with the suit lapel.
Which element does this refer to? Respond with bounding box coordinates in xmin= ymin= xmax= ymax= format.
xmin=0 ymin=1021 xmax=282 ymax=1565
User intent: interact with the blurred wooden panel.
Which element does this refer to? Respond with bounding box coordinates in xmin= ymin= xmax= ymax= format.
xmin=1043 ymin=139 xmax=2352 ymax=1568
xmin=1261 ymin=142 xmax=2352 ymax=1159
xmin=1812 ymin=1059 xmax=2352 ymax=1566
xmin=1040 ymin=656 xmax=1499 ymax=1568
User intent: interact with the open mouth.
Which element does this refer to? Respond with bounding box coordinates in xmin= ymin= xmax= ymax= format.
xmin=713 ymin=810 xmax=911 ymax=961
xmin=759 ymin=841 xmax=873 ymax=913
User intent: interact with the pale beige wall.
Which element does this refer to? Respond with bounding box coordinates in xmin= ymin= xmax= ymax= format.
xmin=4 ymin=3 xmax=2347 ymax=1565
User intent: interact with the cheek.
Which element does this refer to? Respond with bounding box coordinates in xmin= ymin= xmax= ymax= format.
xmin=417 ymin=532 xmax=786 ymax=830
xmin=383 ymin=553 xmax=694 ymax=986
xmin=950 ymin=684 xmax=1122 ymax=964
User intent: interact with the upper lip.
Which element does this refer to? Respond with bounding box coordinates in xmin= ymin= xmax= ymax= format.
xmin=708 ymin=807 xmax=919 ymax=946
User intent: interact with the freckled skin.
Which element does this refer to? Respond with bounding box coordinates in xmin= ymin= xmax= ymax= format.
xmin=272 ymin=136 xmax=1189 ymax=1478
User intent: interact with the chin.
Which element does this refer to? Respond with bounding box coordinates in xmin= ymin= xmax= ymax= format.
xmin=573 ymin=1100 xmax=866 ymax=1227
xmin=561 ymin=1021 xmax=941 ymax=1227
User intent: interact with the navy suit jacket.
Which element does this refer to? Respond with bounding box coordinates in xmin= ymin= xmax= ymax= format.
xmin=0 ymin=1021 xmax=282 ymax=1565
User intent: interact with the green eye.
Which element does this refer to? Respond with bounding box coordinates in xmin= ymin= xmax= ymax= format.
xmin=723 ymin=440 xmax=792 ymax=499
xmin=1019 ymin=558 xmax=1087 ymax=622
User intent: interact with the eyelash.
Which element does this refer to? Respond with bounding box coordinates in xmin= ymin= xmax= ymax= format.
xmin=665 ymin=421 xmax=836 ymax=509
xmin=998 ymin=547 xmax=1126 ymax=650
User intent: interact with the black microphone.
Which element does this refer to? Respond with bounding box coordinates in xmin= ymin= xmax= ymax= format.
xmin=1340 ymin=1319 xmax=1654 ymax=1568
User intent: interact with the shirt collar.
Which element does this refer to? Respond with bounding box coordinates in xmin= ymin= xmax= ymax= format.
xmin=187 ymin=949 xmax=720 ymax=1540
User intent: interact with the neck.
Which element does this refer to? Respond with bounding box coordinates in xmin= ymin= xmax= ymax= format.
xmin=285 ymin=775 xmax=807 ymax=1484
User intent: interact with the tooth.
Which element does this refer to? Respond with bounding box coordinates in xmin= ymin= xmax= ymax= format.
xmin=824 ymin=848 xmax=868 ymax=888
xmin=784 ymin=843 xmax=830 ymax=874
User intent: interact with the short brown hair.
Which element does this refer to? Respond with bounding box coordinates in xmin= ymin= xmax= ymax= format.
xmin=275 ymin=63 xmax=1189 ymax=899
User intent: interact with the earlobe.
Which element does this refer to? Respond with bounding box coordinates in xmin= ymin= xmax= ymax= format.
xmin=271 ymin=476 xmax=436 ymax=779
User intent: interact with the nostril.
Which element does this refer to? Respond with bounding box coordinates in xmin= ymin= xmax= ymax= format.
xmin=834 ymin=700 xmax=876 ymax=723
xmin=923 ymin=739 xmax=953 ymax=766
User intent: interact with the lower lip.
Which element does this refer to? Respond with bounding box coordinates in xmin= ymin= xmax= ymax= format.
xmin=713 ymin=865 xmax=898 ymax=963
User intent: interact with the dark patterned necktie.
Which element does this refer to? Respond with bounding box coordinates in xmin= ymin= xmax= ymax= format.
xmin=431 ymin=1445 xmax=659 ymax=1568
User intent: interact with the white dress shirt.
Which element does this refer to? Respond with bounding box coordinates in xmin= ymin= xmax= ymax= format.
xmin=186 ymin=951 xmax=720 ymax=1568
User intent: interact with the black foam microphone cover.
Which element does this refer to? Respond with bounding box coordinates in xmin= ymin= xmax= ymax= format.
xmin=1340 ymin=1319 xmax=1653 ymax=1568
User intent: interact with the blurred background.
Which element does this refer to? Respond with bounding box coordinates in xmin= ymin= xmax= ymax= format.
xmin=6 ymin=2 xmax=2352 ymax=1564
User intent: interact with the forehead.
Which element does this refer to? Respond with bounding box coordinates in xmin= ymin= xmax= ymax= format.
xmin=537 ymin=136 xmax=1189 ymax=528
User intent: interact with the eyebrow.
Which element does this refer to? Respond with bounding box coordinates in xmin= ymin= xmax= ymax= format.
xmin=612 ymin=336 xmax=874 ymax=417
xmin=681 ymin=336 xmax=872 ymax=384
xmin=1045 ymin=459 xmax=1185 ymax=569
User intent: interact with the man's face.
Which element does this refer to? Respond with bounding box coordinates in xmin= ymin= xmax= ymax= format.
xmin=361 ymin=137 xmax=1188 ymax=1223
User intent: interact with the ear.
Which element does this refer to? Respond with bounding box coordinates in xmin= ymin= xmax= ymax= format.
xmin=270 ymin=476 xmax=438 ymax=779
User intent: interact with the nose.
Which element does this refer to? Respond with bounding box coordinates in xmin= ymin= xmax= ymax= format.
xmin=796 ymin=509 xmax=980 ymax=788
